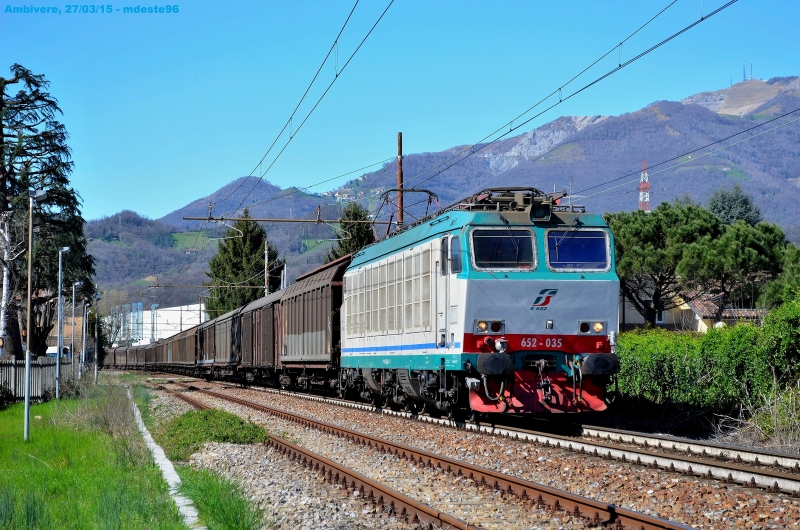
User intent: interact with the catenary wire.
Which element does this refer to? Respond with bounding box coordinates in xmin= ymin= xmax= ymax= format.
xmin=579 ymin=115 xmax=800 ymax=201
xmin=238 ymin=156 xmax=394 ymax=211
xmin=227 ymin=0 xmax=396 ymax=217
xmin=217 ymin=0 xmax=362 ymax=206
xmin=404 ymin=0 xmax=737 ymax=190
xmin=573 ymin=108 xmax=800 ymax=195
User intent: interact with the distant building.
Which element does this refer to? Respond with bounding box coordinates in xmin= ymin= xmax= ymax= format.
xmin=102 ymin=302 xmax=207 ymax=347
xmin=619 ymin=291 xmax=765 ymax=332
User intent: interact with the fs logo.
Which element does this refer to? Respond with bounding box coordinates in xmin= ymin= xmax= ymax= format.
xmin=530 ymin=289 xmax=558 ymax=310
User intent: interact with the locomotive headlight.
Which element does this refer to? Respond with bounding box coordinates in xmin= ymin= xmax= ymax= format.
xmin=475 ymin=320 xmax=504 ymax=334
xmin=593 ymin=322 xmax=604 ymax=333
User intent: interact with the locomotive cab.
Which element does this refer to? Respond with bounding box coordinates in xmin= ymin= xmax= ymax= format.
xmin=340 ymin=187 xmax=620 ymax=417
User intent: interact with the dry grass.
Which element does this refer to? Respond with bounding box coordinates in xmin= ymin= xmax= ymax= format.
xmin=52 ymin=379 xmax=149 ymax=466
xmin=713 ymin=379 xmax=800 ymax=453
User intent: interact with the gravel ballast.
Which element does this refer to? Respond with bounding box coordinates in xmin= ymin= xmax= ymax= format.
xmin=204 ymin=384 xmax=800 ymax=529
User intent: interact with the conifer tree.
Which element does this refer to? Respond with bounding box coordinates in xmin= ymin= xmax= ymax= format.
xmin=707 ymin=184 xmax=762 ymax=226
xmin=607 ymin=200 xmax=722 ymax=325
xmin=324 ymin=202 xmax=375 ymax=263
xmin=204 ymin=209 xmax=284 ymax=316
xmin=1 ymin=64 xmax=95 ymax=359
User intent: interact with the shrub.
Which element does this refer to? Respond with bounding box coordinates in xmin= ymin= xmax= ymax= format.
xmin=617 ymin=323 xmax=772 ymax=411
xmin=759 ymin=296 xmax=800 ymax=382
xmin=0 ymin=383 xmax=13 ymax=409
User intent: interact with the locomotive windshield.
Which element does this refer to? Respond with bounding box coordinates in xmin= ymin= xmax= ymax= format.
xmin=546 ymin=229 xmax=609 ymax=271
xmin=471 ymin=228 xmax=535 ymax=269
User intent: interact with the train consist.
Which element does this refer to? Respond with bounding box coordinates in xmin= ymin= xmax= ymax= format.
xmin=108 ymin=187 xmax=620 ymax=417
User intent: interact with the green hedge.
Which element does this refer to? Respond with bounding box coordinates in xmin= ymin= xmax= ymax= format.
xmin=617 ymin=296 xmax=800 ymax=411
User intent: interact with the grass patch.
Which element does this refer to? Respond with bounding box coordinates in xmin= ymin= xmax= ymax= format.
xmin=134 ymin=383 xmax=155 ymax=427
xmin=0 ymin=385 xmax=185 ymax=529
xmin=157 ymin=409 xmax=269 ymax=461
xmin=171 ymin=231 xmax=218 ymax=251
xmin=724 ymin=168 xmax=749 ymax=181
xmin=301 ymin=238 xmax=331 ymax=252
xmin=178 ymin=466 xmax=265 ymax=530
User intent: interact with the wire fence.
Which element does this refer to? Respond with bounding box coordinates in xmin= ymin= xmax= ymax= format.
xmin=0 ymin=358 xmax=75 ymax=400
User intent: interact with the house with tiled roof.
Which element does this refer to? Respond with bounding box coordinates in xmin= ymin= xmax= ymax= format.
xmin=619 ymin=290 xmax=766 ymax=332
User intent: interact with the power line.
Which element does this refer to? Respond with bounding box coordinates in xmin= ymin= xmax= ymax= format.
xmin=226 ymin=0 xmax=396 ymax=217
xmin=573 ymin=108 xmax=800 ymax=196
xmin=579 ymin=114 xmax=800 ymax=201
xmin=236 ymin=156 xmax=394 ymax=211
xmin=217 ymin=0 xmax=363 ymax=206
xmin=404 ymin=0 xmax=736 ymax=190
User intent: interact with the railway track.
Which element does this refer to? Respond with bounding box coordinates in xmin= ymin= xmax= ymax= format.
xmin=163 ymin=380 xmax=691 ymax=530
xmin=179 ymin=379 xmax=800 ymax=497
xmin=158 ymin=385 xmax=481 ymax=530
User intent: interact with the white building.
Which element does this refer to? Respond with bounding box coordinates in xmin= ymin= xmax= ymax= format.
xmin=109 ymin=303 xmax=207 ymax=346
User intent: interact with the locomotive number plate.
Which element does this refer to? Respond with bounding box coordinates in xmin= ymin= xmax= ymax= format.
xmin=520 ymin=337 xmax=563 ymax=349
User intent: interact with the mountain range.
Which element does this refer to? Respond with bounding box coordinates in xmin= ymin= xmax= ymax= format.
xmin=88 ymin=76 xmax=800 ymax=307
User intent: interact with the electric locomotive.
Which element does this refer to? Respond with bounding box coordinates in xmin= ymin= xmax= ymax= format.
xmin=339 ymin=187 xmax=619 ymax=416
xmin=107 ymin=187 xmax=619 ymax=418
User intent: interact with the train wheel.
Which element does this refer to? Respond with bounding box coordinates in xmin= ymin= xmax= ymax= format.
xmin=423 ymin=402 xmax=441 ymax=418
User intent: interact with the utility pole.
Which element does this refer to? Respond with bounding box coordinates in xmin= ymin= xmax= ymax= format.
xmin=56 ymin=246 xmax=69 ymax=399
xmin=93 ymin=288 xmax=100 ymax=385
xmin=264 ymin=236 xmax=269 ymax=293
xmin=79 ymin=300 xmax=88 ymax=380
xmin=93 ymin=305 xmax=99 ymax=385
xmin=397 ymin=132 xmax=403 ymax=228
xmin=71 ymin=282 xmax=79 ymax=378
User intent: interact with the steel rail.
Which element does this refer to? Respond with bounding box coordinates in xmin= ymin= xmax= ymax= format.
xmin=213 ymin=382 xmax=800 ymax=496
xmin=574 ymin=424 xmax=800 ymax=471
xmin=172 ymin=381 xmax=692 ymax=530
xmin=157 ymin=384 xmax=480 ymax=530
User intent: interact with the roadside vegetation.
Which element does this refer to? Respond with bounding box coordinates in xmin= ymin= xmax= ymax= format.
xmin=133 ymin=383 xmax=269 ymax=529
xmin=615 ymin=290 xmax=800 ymax=451
xmin=607 ymin=186 xmax=800 ymax=449
xmin=0 ymin=380 xmax=184 ymax=529
xmin=157 ymin=407 xmax=269 ymax=461
xmin=178 ymin=467 xmax=264 ymax=530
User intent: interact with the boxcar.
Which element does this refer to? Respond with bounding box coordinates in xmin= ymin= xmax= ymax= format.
xmin=241 ymin=291 xmax=282 ymax=371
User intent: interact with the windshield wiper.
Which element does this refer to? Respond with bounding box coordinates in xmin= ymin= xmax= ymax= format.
xmin=499 ymin=214 xmax=520 ymax=263
xmin=553 ymin=218 xmax=583 ymax=261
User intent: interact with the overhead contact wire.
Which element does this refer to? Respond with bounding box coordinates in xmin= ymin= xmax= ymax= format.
xmin=229 ymin=0 xmax=396 ymax=216
xmin=218 ymin=0 xmax=362 ymax=207
xmin=573 ymin=108 xmax=800 ymax=195
xmin=579 ymin=115 xmax=800 ymax=200
xmin=406 ymin=0 xmax=737 ymax=189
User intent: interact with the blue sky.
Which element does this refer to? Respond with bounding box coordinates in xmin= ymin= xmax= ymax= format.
xmin=2 ymin=0 xmax=798 ymax=221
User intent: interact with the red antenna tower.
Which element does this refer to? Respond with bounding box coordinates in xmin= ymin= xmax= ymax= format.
xmin=638 ymin=159 xmax=651 ymax=212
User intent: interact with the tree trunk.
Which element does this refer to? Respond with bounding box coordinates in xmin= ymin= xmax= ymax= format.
xmin=0 ymin=219 xmax=10 ymax=356
xmin=6 ymin=305 xmax=23 ymax=360
xmin=714 ymin=293 xmax=727 ymax=323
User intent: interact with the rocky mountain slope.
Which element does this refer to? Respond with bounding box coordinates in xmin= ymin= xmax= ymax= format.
xmin=90 ymin=76 xmax=800 ymax=306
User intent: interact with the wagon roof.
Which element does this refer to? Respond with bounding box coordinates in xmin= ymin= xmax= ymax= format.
xmin=242 ymin=290 xmax=283 ymax=312
xmin=282 ymin=254 xmax=351 ymax=300
xmin=295 ymin=252 xmax=353 ymax=281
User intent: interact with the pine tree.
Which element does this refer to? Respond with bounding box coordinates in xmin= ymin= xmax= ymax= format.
xmin=1 ymin=64 xmax=95 ymax=359
xmin=324 ymin=202 xmax=375 ymax=263
xmin=606 ymin=200 xmax=723 ymax=325
xmin=707 ymin=184 xmax=762 ymax=226
xmin=204 ymin=209 xmax=284 ymax=316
